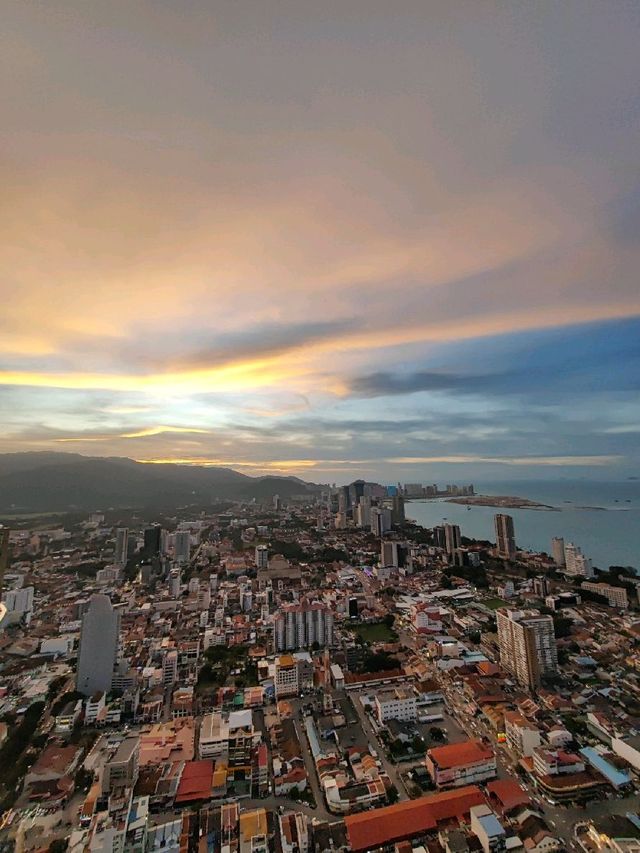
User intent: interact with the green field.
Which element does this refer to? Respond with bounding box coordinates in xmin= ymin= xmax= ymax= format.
xmin=347 ymin=622 xmax=398 ymax=643
xmin=482 ymin=597 xmax=509 ymax=610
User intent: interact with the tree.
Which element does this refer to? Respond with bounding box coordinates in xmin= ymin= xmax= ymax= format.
xmin=429 ymin=726 xmax=446 ymax=742
xmin=387 ymin=785 xmax=399 ymax=804
xmin=383 ymin=613 xmax=395 ymax=628
xmin=49 ymin=840 xmax=68 ymax=853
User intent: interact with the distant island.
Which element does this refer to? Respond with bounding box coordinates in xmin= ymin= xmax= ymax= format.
xmin=446 ymin=495 xmax=556 ymax=510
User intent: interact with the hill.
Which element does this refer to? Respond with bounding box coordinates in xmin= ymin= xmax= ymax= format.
xmin=0 ymin=452 xmax=322 ymax=513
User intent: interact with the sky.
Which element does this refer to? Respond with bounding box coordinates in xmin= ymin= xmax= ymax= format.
xmin=1 ymin=1 xmax=640 ymax=484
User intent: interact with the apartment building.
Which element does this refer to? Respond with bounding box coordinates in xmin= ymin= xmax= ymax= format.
xmin=496 ymin=609 xmax=558 ymax=691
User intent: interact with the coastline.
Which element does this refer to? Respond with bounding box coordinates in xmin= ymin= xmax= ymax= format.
xmin=445 ymin=495 xmax=557 ymax=510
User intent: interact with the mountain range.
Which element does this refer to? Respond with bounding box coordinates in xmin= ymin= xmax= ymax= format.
xmin=0 ymin=452 xmax=323 ymax=513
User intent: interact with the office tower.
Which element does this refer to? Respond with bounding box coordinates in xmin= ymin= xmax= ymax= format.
xmin=169 ymin=568 xmax=181 ymax=597
xmin=532 ymin=576 xmax=550 ymax=598
xmin=370 ymin=506 xmax=392 ymax=537
xmin=355 ymin=496 xmax=371 ymax=528
xmin=564 ymin=543 xmax=594 ymax=578
xmin=255 ymin=545 xmax=269 ymax=570
xmin=76 ymin=594 xmax=121 ymax=696
xmin=494 ymin=514 xmax=516 ymax=559
xmin=174 ymin=530 xmax=191 ymax=564
xmin=391 ymin=495 xmax=405 ymax=525
xmin=0 ymin=526 xmax=9 ymax=600
xmin=115 ymin=528 xmax=129 ymax=565
xmin=432 ymin=526 xmax=447 ymax=549
xmin=143 ymin=525 xmax=162 ymax=557
xmin=496 ymin=608 xmax=558 ymax=690
xmin=444 ymin=523 xmax=461 ymax=556
xmin=551 ymin=537 xmax=565 ymax=567
xmin=273 ymin=494 xmax=281 ymax=511
xmin=349 ymin=479 xmax=366 ymax=507
xmin=274 ymin=601 xmax=334 ymax=651
xmin=348 ymin=597 xmax=359 ymax=618
xmin=381 ymin=540 xmax=399 ymax=568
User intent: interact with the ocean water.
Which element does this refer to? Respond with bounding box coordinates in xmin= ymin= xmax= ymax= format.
xmin=407 ymin=480 xmax=640 ymax=571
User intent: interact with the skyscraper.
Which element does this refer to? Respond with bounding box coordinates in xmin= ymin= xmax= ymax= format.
xmin=494 ymin=514 xmax=516 ymax=559
xmin=370 ymin=507 xmax=392 ymax=536
xmin=115 ymin=528 xmax=129 ymax=565
xmin=551 ymin=537 xmax=565 ymax=567
xmin=174 ymin=530 xmax=191 ymax=564
xmin=143 ymin=525 xmax=162 ymax=557
xmin=496 ymin=608 xmax=558 ymax=690
xmin=76 ymin=594 xmax=121 ymax=696
xmin=274 ymin=601 xmax=334 ymax=651
xmin=564 ymin=543 xmax=594 ymax=578
xmin=391 ymin=495 xmax=405 ymax=525
xmin=444 ymin=523 xmax=461 ymax=556
xmin=255 ymin=545 xmax=269 ymax=569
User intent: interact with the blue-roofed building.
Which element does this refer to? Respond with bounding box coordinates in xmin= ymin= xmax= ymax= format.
xmin=580 ymin=747 xmax=632 ymax=790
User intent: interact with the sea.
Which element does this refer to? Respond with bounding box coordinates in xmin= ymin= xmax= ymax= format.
xmin=407 ymin=480 xmax=640 ymax=573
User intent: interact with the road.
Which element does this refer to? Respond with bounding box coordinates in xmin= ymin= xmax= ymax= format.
xmin=439 ymin=674 xmax=640 ymax=848
xmin=292 ymin=715 xmax=332 ymax=820
xmin=346 ymin=688 xmax=411 ymax=799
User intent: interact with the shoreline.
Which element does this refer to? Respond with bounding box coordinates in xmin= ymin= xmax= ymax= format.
xmin=444 ymin=495 xmax=557 ymax=510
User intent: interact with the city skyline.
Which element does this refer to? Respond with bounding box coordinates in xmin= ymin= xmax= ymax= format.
xmin=2 ymin=2 xmax=640 ymax=482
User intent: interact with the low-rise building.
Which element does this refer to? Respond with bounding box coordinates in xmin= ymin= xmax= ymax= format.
xmin=374 ymin=686 xmax=417 ymax=723
xmin=426 ymin=740 xmax=497 ymax=789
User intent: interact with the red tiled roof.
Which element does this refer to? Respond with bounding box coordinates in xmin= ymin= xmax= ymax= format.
xmin=345 ymin=785 xmax=485 ymax=852
xmin=428 ymin=739 xmax=493 ymax=770
xmin=486 ymin=779 xmax=530 ymax=813
xmin=174 ymin=760 xmax=214 ymax=803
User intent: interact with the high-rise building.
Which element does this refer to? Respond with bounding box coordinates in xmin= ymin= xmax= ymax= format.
xmin=444 ymin=523 xmax=461 ymax=556
xmin=496 ymin=608 xmax=558 ymax=690
xmin=391 ymin=495 xmax=405 ymax=525
xmin=174 ymin=530 xmax=191 ymax=564
xmin=432 ymin=526 xmax=447 ymax=550
xmin=348 ymin=597 xmax=359 ymax=618
xmin=76 ymin=594 xmax=121 ymax=696
xmin=494 ymin=514 xmax=516 ymax=559
xmin=551 ymin=537 xmax=565 ymax=566
xmin=115 ymin=528 xmax=129 ymax=565
xmin=255 ymin=545 xmax=269 ymax=570
xmin=143 ymin=525 xmax=162 ymax=557
xmin=564 ymin=543 xmax=594 ymax=578
xmin=370 ymin=507 xmax=392 ymax=537
xmin=355 ymin=497 xmax=371 ymax=528
xmin=349 ymin=480 xmax=366 ymax=507
xmin=274 ymin=601 xmax=334 ymax=651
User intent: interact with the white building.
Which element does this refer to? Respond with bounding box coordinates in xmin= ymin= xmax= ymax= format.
xmin=274 ymin=601 xmax=334 ymax=651
xmin=504 ymin=711 xmax=542 ymax=757
xmin=470 ymin=805 xmax=506 ymax=853
xmin=374 ymin=686 xmax=417 ymax=723
xmin=564 ymin=543 xmax=594 ymax=578
xmin=581 ymin=582 xmax=629 ymax=609
xmin=274 ymin=655 xmax=299 ymax=699
xmin=255 ymin=545 xmax=269 ymax=570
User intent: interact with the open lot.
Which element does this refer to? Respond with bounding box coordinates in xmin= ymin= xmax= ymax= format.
xmin=346 ymin=622 xmax=398 ymax=643
xmin=481 ymin=597 xmax=510 ymax=610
